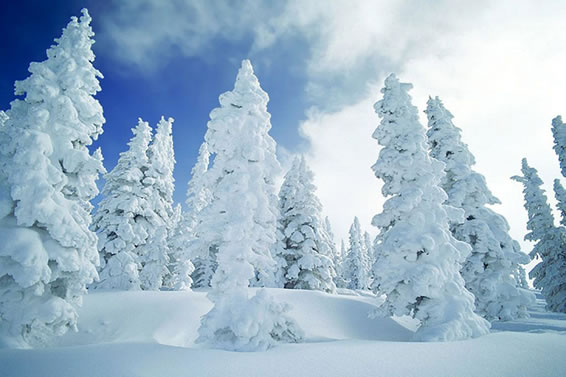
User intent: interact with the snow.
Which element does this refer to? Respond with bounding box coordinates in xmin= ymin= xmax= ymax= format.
xmin=1 ymin=288 xmax=564 ymax=377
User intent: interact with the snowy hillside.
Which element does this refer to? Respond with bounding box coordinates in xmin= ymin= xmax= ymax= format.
xmin=1 ymin=288 xmax=564 ymax=377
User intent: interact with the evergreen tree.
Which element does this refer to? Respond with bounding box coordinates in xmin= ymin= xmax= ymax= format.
xmin=551 ymin=116 xmax=566 ymax=178
xmin=344 ymin=217 xmax=369 ymax=290
xmin=275 ymin=157 xmax=336 ymax=293
xmin=554 ymin=179 xmax=566 ymax=226
xmin=164 ymin=204 xmax=194 ymax=290
xmin=186 ymin=143 xmax=216 ymax=288
xmin=196 ymin=60 xmax=302 ymax=351
xmin=93 ymin=119 xmax=152 ymax=290
xmin=426 ymin=97 xmax=533 ymax=321
xmin=371 ymin=74 xmax=490 ymax=341
xmin=333 ymin=239 xmax=348 ymax=288
xmin=512 ymin=159 xmax=566 ymax=312
xmin=139 ymin=116 xmax=176 ymax=290
xmin=0 ymin=9 xmax=104 ymax=347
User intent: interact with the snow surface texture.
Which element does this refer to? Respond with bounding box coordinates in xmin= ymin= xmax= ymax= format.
xmin=275 ymin=157 xmax=336 ymax=293
xmin=194 ymin=60 xmax=302 ymax=351
xmin=370 ymin=74 xmax=491 ymax=341
xmin=426 ymin=97 xmax=534 ymax=321
xmin=513 ymin=159 xmax=566 ymax=313
xmin=0 ymin=9 xmax=104 ymax=348
xmin=0 ymin=289 xmax=564 ymax=377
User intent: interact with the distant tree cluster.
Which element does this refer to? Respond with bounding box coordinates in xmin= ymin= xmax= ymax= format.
xmin=1 ymin=9 xmax=561 ymax=351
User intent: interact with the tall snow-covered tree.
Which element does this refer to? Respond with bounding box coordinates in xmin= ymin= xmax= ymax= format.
xmin=0 ymin=9 xmax=104 ymax=347
xmin=370 ymin=74 xmax=490 ymax=341
xmin=343 ymin=217 xmax=369 ymax=290
xmin=139 ymin=116 xmax=176 ymax=290
xmin=426 ymin=97 xmax=533 ymax=321
xmin=93 ymin=119 xmax=153 ymax=290
xmin=196 ymin=60 xmax=302 ymax=351
xmin=275 ymin=157 xmax=336 ymax=293
xmin=512 ymin=159 xmax=566 ymax=312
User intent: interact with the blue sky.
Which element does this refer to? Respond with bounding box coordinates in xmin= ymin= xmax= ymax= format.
xmin=1 ymin=0 xmax=566 ymax=248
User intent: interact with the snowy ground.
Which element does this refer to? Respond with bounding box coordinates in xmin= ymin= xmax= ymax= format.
xmin=0 ymin=289 xmax=565 ymax=377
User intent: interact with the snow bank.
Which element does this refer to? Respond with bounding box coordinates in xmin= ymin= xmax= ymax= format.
xmin=0 ymin=289 xmax=565 ymax=377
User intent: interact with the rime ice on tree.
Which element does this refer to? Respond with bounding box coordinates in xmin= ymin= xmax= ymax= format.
xmin=426 ymin=97 xmax=533 ymax=321
xmin=196 ymin=60 xmax=303 ymax=351
xmin=0 ymin=9 xmax=104 ymax=347
xmin=343 ymin=217 xmax=370 ymax=290
xmin=370 ymin=74 xmax=490 ymax=341
xmin=93 ymin=119 xmax=152 ymax=291
xmin=275 ymin=157 xmax=336 ymax=293
xmin=513 ymin=159 xmax=566 ymax=313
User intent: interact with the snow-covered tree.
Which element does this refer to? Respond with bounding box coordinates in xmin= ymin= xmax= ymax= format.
xmin=138 ymin=116 xmax=176 ymax=290
xmin=426 ymin=97 xmax=533 ymax=321
xmin=370 ymin=74 xmax=490 ymax=341
xmin=551 ymin=116 xmax=566 ymax=178
xmin=275 ymin=157 xmax=336 ymax=293
xmin=343 ymin=217 xmax=369 ymax=290
xmin=185 ymin=142 xmax=216 ymax=288
xmin=196 ymin=60 xmax=302 ymax=351
xmin=512 ymin=159 xmax=566 ymax=312
xmin=93 ymin=119 xmax=153 ymax=290
xmin=165 ymin=204 xmax=194 ymax=290
xmin=0 ymin=9 xmax=104 ymax=347
xmin=333 ymin=239 xmax=348 ymax=288
xmin=0 ymin=111 xmax=7 ymax=126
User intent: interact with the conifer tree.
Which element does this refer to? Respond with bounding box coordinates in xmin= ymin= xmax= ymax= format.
xmin=0 ymin=9 xmax=104 ymax=347
xmin=551 ymin=116 xmax=566 ymax=178
xmin=186 ymin=142 xmax=216 ymax=288
xmin=426 ymin=97 xmax=533 ymax=321
xmin=371 ymin=74 xmax=490 ymax=341
xmin=139 ymin=116 xmax=176 ymax=290
xmin=513 ymin=159 xmax=566 ymax=312
xmin=93 ymin=119 xmax=152 ymax=290
xmin=196 ymin=60 xmax=302 ymax=351
xmin=165 ymin=204 xmax=194 ymax=290
xmin=275 ymin=157 xmax=336 ymax=293
xmin=344 ymin=217 xmax=369 ymax=290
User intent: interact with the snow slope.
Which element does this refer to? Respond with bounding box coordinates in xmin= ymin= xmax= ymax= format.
xmin=0 ymin=289 xmax=565 ymax=377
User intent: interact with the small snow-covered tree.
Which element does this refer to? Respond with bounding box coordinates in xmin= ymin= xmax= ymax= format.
xmin=196 ymin=60 xmax=302 ymax=351
xmin=333 ymin=239 xmax=348 ymax=288
xmin=552 ymin=116 xmax=566 ymax=178
xmin=93 ymin=119 xmax=152 ymax=290
xmin=513 ymin=159 xmax=566 ymax=312
xmin=370 ymin=74 xmax=490 ymax=341
xmin=343 ymin=217 xmax=369 ymax=290
xmin=0 ymin=9 xmax=104 ymax=347
xmin=138 ymin=116 xmax=176 ymax=290
xmin=426 ymin=97 xmax=533 ymax=321
xmin=275 ymin=157 xmax=336 ymax=293
xmin=185 ymin=142 xmax=216 ymax=288
xmin=0 ymin=111 xmax=7 ymax=126
xmin=165 ymin=204 xmax=194 ymax=290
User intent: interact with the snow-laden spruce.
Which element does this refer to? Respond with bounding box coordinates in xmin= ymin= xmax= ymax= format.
xmin=275 ymin=157 xmax=336 ymax=293
xmin=164 ymin=205 xmax=194 ymax=290
xmin=334 ymin=239 xmax=348 ymax=288
xmin=0 ymin=9 xmax=104 ymax=347
xmin=513 ymin=159 xmax=566 ymax=312
xmin=426 ymin=97 xmax=533 ymax=321
xmin=140 ymin=116 xmax=176 ymax=290
xmin=196 ymin=60 xmax=303 ymax=351
xmin=370 ymin=74 xmax=490 ymax=341
xmin=343 ymin=217 xmax=370 ymax=290
xmin=185 ymin=143 xmax=216 ymax=288
xmin=551 ymin=116 xmax=566 ymax=178
xmin=92 ymin=119 xmax=152 ymax=290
